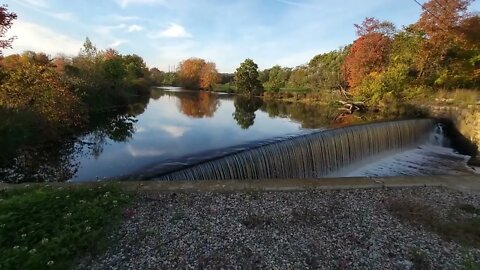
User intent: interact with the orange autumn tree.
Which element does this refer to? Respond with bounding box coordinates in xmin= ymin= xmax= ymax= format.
xmin=199 ymin=62 xmax=219 ymax=90
xmin=177 ymin=58 xmax=219 ymax=90
xmin=415 ymin=0 xmax=478 ymax=87
xmin=343 ymin=17 xmax=395 ymax=89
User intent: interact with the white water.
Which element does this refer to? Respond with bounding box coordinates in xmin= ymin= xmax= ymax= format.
xmin=339 ymin=123 xmax=478 ymax=177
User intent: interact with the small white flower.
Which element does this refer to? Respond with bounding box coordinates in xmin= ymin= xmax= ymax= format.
xmin=85 ymin=226 xmax=91 ymax=232
xmin=0 ymin=224 xmax=5 ymax=228
xmin=13 ymin=246 xmax=19 ymax=250
xmin=47 ymin=260 xmax=54 ymax=266
xmin=41 ymin=238 xmax=49 ymax=244
xmin=113 ymin=200 xmax=118 ymax=204
xmin=28 ymin=248 xmax=36 ymax=254
xmin=66 ymin=195 xmax=70 ymax=199
xmin=21 ymin=233 xmax=27 ymax=238
xmin=55 ymin=196 xmax=60 ymax=199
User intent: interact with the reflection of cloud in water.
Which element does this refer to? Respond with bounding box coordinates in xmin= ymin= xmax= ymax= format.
xmin=136 ymin=127 xmax=147 ymax=133
xmin=145 ymin=123 xmax=190 ymax=138
xmin=126 ymin=144 xmax=166 ymax=158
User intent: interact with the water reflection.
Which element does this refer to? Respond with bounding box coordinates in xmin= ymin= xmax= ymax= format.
xmin=233 ymin=96 xmax=264 ymax=129
xmin=0 ymin=87 xmax=373 ymax=183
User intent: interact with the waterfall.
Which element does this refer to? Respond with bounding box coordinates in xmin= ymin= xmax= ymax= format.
xmin=429 ymin=123 xmax=450 ymax=147
xmin=150 ymin=119 xmax=435 ymax=181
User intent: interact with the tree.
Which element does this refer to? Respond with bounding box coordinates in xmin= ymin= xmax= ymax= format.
xmin=343 ymin=18 xmax=395 ymax=88
xmin=287 ymin=66 xmax=309 ymax=89
xmin=0 ymin=5 xmax=17 ymax=55
xmin=0 ymin=56 xmax=83 ymax=125
xmin=307 ymin=47 xmax=349 ymax=90
xmin=414 ymin=0 xmax=478 ymax=87
xmin=177 ymin=58 xmax=206 ymax=89
xmin=199 ymin=62 xmax=219 ymax=90
xmin=122 ymin=54 xmax=148 ymax=80
xmin=234 ymin=58 xmax=264 ymax=96
xmin=264 ymin=65 xmax=290 ymax=92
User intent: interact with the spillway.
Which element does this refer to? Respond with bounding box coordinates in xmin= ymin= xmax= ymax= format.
xmin=143 ymin=119 xmax=451 ymax=181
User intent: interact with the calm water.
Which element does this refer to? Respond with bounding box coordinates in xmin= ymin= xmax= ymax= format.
xmin=70 ymin=87 xmax=336 ymax=182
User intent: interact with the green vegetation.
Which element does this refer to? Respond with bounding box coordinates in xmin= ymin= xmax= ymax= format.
xmin=0 ymin=184 xmax=130 ymax=269
xmin=219 ymin=0 xmax=479 ymax=108
xmin=1 ymin=9 xmax=156 ymax=182
xmin=234 ymin=58 xmax=264 ymax=96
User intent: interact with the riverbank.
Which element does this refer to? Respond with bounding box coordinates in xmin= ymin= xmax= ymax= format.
xmin=3 ymin=176 xmax=480 ymax=269
xmin=78 ymin=184 xmax=480 ymax=269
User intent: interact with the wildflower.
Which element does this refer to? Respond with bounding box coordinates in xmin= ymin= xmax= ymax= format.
xmin=47 ymin=260 xmax=54 ymax=266
xmin=113 ymin=200 xmax=118 ymax=204
xmin=41 ymin=238 xmax=49 ymax=244
xmin=79 ymin=199 xmax=86 ymax=204
xmin=13 ymin=246 xmax=19 ymax=250
xmin=21 ymin=233 xmax=27 ymax=238
xmin=85 ymin=226 xmax=91 ymax=232
xmin=66 ymin=195 xmax=70 ymax=199
xmin=0 ymin=224 xmax=5 ymax=228
xmin=55 ymin=196 xmax=60 ymax=199
xmin=28 ymin=248 xmax=37 ymax=254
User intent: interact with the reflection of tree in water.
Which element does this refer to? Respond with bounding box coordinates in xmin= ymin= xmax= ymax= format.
xmin=233 ymin=96 xmax=263 ymax=129
xmin=176 ymin=91 xmax=220 ymax=118
xmin=0 ymin=100 xmax=145 ymax=183
xmin=150 ymin=87 xmax=166 ymax=100
xmin=261 ymin=100 xmax=335 ymax=129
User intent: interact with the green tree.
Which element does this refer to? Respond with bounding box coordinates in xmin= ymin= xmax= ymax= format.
xmin=307 ymin=47 xmax=349 ymax=90
xmin=234 ymin=58 xmax=264 ymax=96
xmin=264 ymin=65 xmax=290 ymax=92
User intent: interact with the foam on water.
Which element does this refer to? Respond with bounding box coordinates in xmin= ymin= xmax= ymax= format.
xmin=337 ymin=123 xmax=478 ymax=177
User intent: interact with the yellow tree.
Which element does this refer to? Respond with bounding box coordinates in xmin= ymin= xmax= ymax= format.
xmin=177 ymin=58 xmax=206 ymax=89
xmin=199 ymin=62 xmax=219 ymax=90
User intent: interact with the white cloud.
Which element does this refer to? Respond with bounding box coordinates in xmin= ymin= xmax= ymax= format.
xmin=127 ymin=24 xmax=143 ymax=32
xmin=150 ymin=23 xmax=192 ymax=39
xmin=116 ymin=0 xmax=167 ymax=9
xmin=50 ymin=12 xmax=74 ymax=21
xmin=109 ymin=39 xmax=128 ymax=47
xmin=4 ymin=20 xmax=83 ymax=56
xmin=20 ymin=0 xmax=49 ymax=8
xmin=96 ymin=24 xmax=127 ymax=35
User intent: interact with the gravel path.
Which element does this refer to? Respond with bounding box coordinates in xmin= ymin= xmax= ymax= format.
xmin=80 ymin=187 xmax=480 ymax=269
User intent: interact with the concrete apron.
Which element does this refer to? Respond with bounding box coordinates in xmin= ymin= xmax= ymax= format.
xmin=1 ymin=175 xmax=480 ymax=195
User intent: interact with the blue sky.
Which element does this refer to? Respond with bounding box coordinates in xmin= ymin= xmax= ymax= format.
xmin=3 ymin=0 xmax=480 ymax=72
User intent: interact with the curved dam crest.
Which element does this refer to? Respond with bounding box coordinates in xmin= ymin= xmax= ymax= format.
xmin=130 ymin=119 xmax=472 ymax=181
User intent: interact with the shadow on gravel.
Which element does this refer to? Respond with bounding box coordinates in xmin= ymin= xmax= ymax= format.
xmin=386 ymin=200 xmax=480 ymax=249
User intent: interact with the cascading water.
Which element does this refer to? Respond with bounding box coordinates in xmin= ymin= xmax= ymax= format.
xmin=144 ymin=119 xmax=445 ymax=181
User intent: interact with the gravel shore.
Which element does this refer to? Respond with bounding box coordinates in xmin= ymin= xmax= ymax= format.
xmin=80 ymin=187 xmax=480 ymax=269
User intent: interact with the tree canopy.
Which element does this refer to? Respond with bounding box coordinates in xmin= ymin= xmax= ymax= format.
xmin=234 ymin=59 xmax=264 ymax=96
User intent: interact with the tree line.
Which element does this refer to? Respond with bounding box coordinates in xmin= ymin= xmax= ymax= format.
xmin=174 ymin=0 xmax=479 ymax=105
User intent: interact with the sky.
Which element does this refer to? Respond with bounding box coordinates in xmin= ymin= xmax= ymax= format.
xmin=3 ymin=0 xmax=480 ymax=73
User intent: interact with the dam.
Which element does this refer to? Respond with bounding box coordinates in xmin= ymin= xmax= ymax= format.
xmin=134 ymin=119 xmax=478 ymax=181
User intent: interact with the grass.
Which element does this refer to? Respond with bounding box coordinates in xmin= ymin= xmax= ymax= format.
xmin=0 ymin=184 xmax=130 ymax=270
xmin=387 ymin=200 xmax=480 ymax=249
